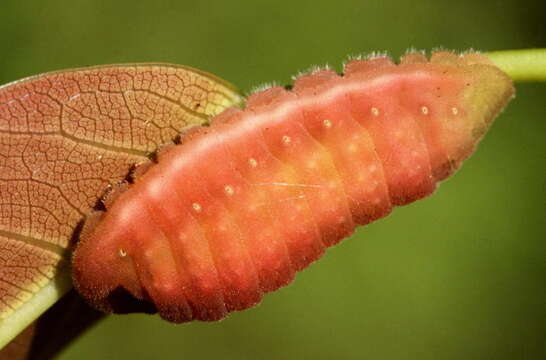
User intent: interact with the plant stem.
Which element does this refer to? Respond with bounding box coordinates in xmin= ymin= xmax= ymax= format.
xmin=485 ymin=49 xmax=546 ymax=82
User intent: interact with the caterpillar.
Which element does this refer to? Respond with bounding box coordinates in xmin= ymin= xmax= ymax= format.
xmin=72 ymin=51 xmax=514 ymax=323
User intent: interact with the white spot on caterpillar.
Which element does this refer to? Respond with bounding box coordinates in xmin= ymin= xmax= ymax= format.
xmin=224 ymin=185 xmax=234 ymax=196
xmin=421 ymin=106 xmax=429 ymax=115
xmin=451 ymin=107 xmax=459 ymax=115
xmin=192 ymin=203 xmax=202 ymax=212
xmin=282 ymin=135 xmax=292 ymax=144
xmin=118 ymin=248 xmax=127 ymax=258
xmin=248 ymin=158 xmax=258 ymax=168
xmin=371 ymin=107 xmax=380 ymax=116
xmin=323 ymin=119 xmax=332 ymax=128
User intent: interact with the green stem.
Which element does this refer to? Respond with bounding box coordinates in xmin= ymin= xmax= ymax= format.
xmin=485 ymin=48 xmax=546 ymax=82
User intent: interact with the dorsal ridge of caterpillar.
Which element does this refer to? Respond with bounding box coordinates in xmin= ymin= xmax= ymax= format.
xmin=109 ymin=48 xmax=502 ymax=182
xmin=72 ymin=50 xmax=515 ymax=323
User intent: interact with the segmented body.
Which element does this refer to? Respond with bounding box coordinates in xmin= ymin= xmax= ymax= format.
xmin=72 ymin=52 xmax=514 ymax=323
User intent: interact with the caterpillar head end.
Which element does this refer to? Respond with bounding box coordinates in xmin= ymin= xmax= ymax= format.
xmin=72 ymin=211 xmax=151 ymax=314
xmin=459 ymin=54 xmax=515 ymax=140
xmin=429 ymin=51 xmax=515 ymax=168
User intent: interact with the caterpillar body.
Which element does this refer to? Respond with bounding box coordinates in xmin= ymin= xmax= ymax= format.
xmin=72 ymin=51 xmax=514 ymax=323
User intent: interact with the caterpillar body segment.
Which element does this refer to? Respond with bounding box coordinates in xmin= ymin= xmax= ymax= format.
xmin=211 ymin=110 xmax=325 ymax=272
xmin=292 ymin=71 xmax=393 ymax=223
xmin=72 ymin=51 xmax=514 ymax=323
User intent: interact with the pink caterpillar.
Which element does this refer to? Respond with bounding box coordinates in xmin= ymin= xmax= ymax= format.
xmin=72 ymin=51 xmax=514 ymax=323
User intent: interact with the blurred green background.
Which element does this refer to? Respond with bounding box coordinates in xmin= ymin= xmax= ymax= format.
xmin=1 ymin=0 xmax=544 ymax=359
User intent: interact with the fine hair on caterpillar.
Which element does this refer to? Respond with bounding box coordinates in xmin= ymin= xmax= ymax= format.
xmin=72 ymin=50 xmax=514 ymax=323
